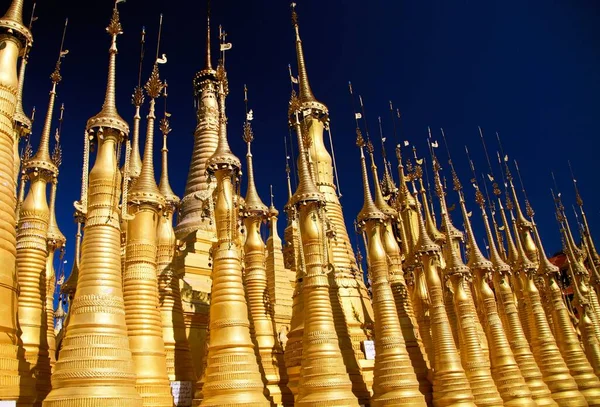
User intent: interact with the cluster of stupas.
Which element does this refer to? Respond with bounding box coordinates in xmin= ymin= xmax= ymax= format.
xmin=0 ymin=0 xmax=599 ymax=406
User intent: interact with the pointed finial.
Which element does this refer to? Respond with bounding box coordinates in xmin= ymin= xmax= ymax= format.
xmin=378 ymin=115 xmax=397 ymax=197
xmin=568 ymin=161 xmax=584 ymax=208
xmin=242 ymin=84 xmax=268 ymax=216
xmin=513 ymin=159 xmax=534 ymax=218
xmin=352 ymin=92 xmax=396 ymax=219
xmin=86 ymin=1 xmax=129 ymax=134
xmin=132 ymin=26 xmax=146 ymax=106
xmin=440 ymin=127 xmax=462 ymax=193
xmin=207 ymin=73 xmax=240 ymax=173
xmin=28 ymin=23 xmax=69 ymax=172
xmin=205 ymin=0 xmax=212 ymax=70
xmin=0 ymin=0 xmax=33 ymax=46
xmin=467 ymin=147 xmax=511 ymax=271
xmin=128 ymin=14 xmax=166 ymax=206
xmin=51 ymin=103 xmax=64 ymax=167
xmin=356 ymin=128 xmax=385 ymax=225
xmin=159 ymin=81 xmax=178 ymax=206
xmin=290 ymin=2 xmax=322 ymax=107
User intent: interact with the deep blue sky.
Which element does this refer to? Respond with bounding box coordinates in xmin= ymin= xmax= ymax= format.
xmin=15 ymin=0 xmax=600 ymax=278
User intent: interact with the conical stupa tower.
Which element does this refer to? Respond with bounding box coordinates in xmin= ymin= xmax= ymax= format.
xmin=123 ymin=57 xmax=174 ymax=406
xmin=531 ymin=190 xmax=600 ymax=405
xmin=507 ymin=169 xmax=538 ymax=265
xmin=509 ymin=205 xmax=587 ymax=405
xmin=265 ymin=189 xmax=295 ymax=404
xmin=287 ymin=107 xmax=359 ymax=407
xmin=194 ymin=61 xmax=269 ymax=407
xmin=410 ymin=179 xmax=476 ymax=407
xmin=430 ymin=154 xmax=502 ymax=407
xmin=369 ymin=118 xmax=432 ymax=402
xmin=174 ymin=7 xmax=219 ymax=374
xmin=156 ymin=88 xmax=196 ymax=386
xmin=241 ymin=87 xmax=292 ymax=406
xmin=0 ymin=1 xmax=34 ymax=401
xmin=16 ymin=31 xmax=67 ymax=403
xmin=289 ymin=5 xmax=373 ymax=401
xmin=43 ymin=5 xmax=142 ymax=406
xmin=451 ymin=160 xmax=535 ymax=407
xmin=476 ymin=166 xmax=556 ymax=406
xmin=396 ymin=152 xmax=436 ymax=378
xmin=356 ymin=136 xmax=426 ymax=407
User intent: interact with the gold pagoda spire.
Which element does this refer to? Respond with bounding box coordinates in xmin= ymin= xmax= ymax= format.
xmin=377 ymin=116 xmax=398 ymax=199
xmin=497 ymin=133 xmax=538 ymax=264
xmin=288 ymin=109 xmax=358 ymax=407
xmin=452 ymin=151 xmax=536 ymax=406
xmin=242 ymin=85 xmax=268 ymax=214
xmin=390 ymin=102 xmax=418 ymax=255
xmin=467 ymin=152 xmax=555 ymax=406
xmin=533 ymin=206 xmax=600 ymax=405
xmin=509 ymin=197 xmax=587 ymax=405
xmin=85 ymin=5 xmax=128 ymax=135
xmin=195 ymin=52 xmax=268 ymax=405
xmin=128 ymin=63 xmax=164 ymax=202
xmin=290 ymin=2 xmax=319 ymax=105
xmin=158 ymin=81 xmax=178 ymax=204
xmin=291 ymin=31 xmax=373 ymax=401
xmin=175 ymin=0 xmax=220 ymax=239
xmin=411 ymin=177 xmax=476 ymax=407
xmin=16 ymin=23 xmax=68 ymax=403
xmin=26 ymin=18 xmax=67 ymax=173
xmin=431 ymin=135 xmax=502 ymax=407
xmin=569 ymin=162 xmax=600 ymax=267
xmin=418 ymin=137 xmax=445 ymax=245
xmin=44 ymin=3 xmax=142 ymax=406
xmin=356 ymin=130 xmax=427 ymax=407
xmin=156 ymin=85 xmax=196 ymax=386
xmin=204 ymin=0 xmax=212 ymax=70
xmin=240 ymin=85 xmax=288 ymax=404
xmin=129 ymin=26 xmax=146 ymax=180
xmin=356 ymin=97 xmax=432 ymax=401
xmin=123 ymin=16 xmax=173 ymax=405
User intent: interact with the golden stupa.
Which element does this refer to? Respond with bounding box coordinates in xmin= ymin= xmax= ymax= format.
xmin=0 ymin=0 xmax=598 ymax=406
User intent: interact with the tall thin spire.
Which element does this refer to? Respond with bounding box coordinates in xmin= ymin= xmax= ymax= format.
xmin=356 ymin=132 xmax=384 ymax=224
xmin=569 ymin=161 xmax=600 ymax=266
xmin=467 ymin=149 xmax=557 ymax=405
xmin=130 ymin=13 xmax=166 ymax=203
xmin=86 ymin=4 xmax=129 ymax=135
xmin=290 ymin=2 xmax=317 ymax=103
xmin=449 ymin=156 xmax=492 ymax=271
xmin=243 ymin=84 xmax=268 ymax=215
xmin=205 ymin=0 xmax=212 ymax=70
xmin=28 ymin=19 xmax=68 ymax=170
xmin=129 ymin=26 xmax=146 ymax=179
xmin=159 ymin=81 xmax=178 ymax=205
